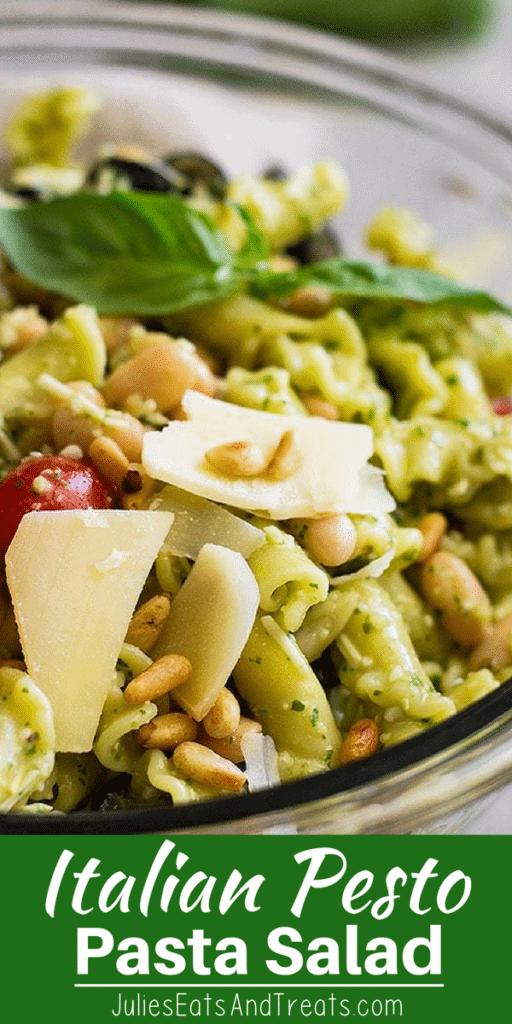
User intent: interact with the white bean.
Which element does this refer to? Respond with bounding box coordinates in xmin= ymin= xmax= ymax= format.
xmin=469 ymin=612 xmax=512 ymax=672
xmin=103 ymin=342 xmax=217 ymax=414
xmin=51 ymin=380 xmax=105 ymax=451
xmin=420 ymin=551 xmax=491 ymax=648
xmin=291 ymin=514 xmax=357 ymax=567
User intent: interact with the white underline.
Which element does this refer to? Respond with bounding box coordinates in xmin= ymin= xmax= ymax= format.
xmin=75 ymin=983 xmax=444 ymax=989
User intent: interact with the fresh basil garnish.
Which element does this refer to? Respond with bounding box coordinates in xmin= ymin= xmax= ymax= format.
xmin=0 ymin=191 xmax=245 ymax=316
xmin=0 ymin=190 xmax=509 ymax=317
xmin=249 ymin=258 xmax=511 ymax=315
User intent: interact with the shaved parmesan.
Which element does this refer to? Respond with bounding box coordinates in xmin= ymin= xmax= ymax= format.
xmin=143 ymin=391 xmax=395 ymax=520
xmin=6 ymin=509 xmax=173 ymax=752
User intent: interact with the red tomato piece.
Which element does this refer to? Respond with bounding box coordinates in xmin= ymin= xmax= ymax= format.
xmin=492 ymin=396 xmax=512 ymax=416
xmin=0 ymin=455 xmax=113 ymax=558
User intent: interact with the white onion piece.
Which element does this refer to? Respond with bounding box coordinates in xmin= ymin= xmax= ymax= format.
xmin=329 ymin=546 xmax=395 ymax=587
xmin=150 ymin=485 xmax=265 ymax=559
xmin=241 ymin=732 xmax=280 ymax=793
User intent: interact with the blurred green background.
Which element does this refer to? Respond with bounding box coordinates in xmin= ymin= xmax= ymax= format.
xmin=188 ymin=0 xmax=494 ymax=46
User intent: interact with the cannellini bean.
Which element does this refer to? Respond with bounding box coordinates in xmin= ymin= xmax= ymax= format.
xmin=173 ymin=741 xmax=247 ymax=792
xmin=291 ymin=513 xmax=357 ymax=567
xmin=420 ymin=551 xmax=491 ymax=648
xmin=0 ymin=306 xmax=48 ymax=352
xmin=98 ymin=317 xmax=138 ymax=353
xmin=52 ymin=381 xmax=144 ymax=462
xmin=51 ymin=380 xmax=105 ymax=451
xmin=335 ymin=718 xmax=380 ymax=766
xmin=300 ymin=392 xmax=339 ymax=420
xmin=125 ymin=594 xmax=172 ymax=654
xmin=199 ymin=716 xmax=262 ymax=763
xmin=205 ymin=441 xmax=268 ymax=477
xmin=417 ymin=512 xmax=448 ymax=562
xmin=266 ymin=430 xmax=300 ymax=481
xmin=202 ymin=688 xmax=241 ymax=739
xmin=283 ymin=285 xmax=332 ymax=318
xmin=102 ymin=342 xmax=217 ymax=413
xmin=123 ymin=654 xmax=192 ymax=704
xmin=469 ymin=612 xmax=512 ymax=672
xmin=136 ymin=712 xmax=198 ymax=750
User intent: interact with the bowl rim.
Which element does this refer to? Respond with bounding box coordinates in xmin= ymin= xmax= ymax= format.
xmin=4 ymin=679 xmax=512 ymax=833
xmin=2 ymin=0 xmax=512 ymax=145
xmin=3 ymin=0 xmax=512 ymax=833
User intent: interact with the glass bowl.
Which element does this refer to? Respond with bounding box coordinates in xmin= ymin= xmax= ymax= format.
xmin=2 ymin=0 xmax=512 ymax=835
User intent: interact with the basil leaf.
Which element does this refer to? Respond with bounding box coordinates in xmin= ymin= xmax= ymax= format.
xmin=0 ymin=191 xmax=246 ymax=316
xmin=0 ymin=190 xmax=509 ymax=318
xmin=249 ymin=258 xmax=511 ymax=315
xmin=233 ymin=204 xmax=270 ymax=270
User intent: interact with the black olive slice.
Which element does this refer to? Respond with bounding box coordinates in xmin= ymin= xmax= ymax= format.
xmin=287 ymin=224 xmax=343 ymax=265
xmin=262 ymin=164 xmax=288 ymax=182
xmin=87 ymin=156 xmax=185 ymax=194
xmin=163 ymin=152 xmax=227 ymax=200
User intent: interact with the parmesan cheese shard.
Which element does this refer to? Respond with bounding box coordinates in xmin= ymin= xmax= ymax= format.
xmin=5 ymin=509 xmax=173 ymax=752
xmin=142 ymin=391 xmax=395 ymax=520
xmin=152 ymin=543 xmax=260 ymax=721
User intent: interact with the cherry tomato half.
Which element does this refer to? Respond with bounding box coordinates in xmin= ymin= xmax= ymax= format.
xmin=492 ymin=397 xmax=512 ymax=416
xmin=0 ymin=455 xmax=113 ymax=558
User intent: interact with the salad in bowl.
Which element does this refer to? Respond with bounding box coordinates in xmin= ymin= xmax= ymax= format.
xmin=0 ymin=86 xmax=511 ymax=818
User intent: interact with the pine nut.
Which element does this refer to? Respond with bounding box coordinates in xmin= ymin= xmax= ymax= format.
xmin=173 ymin=741 xmax=247 ymax=791
xmin=103 ymin=414 xmax=144 ymax=462
xmin=266 ymin=430 xmax=300 ymax=481
xmin=121 ymin=464 xmax=156 ymax=509
xmin=335 ymin=718 xmax=380 ymax=766
xmin=205 ymin=441 xmax=268 ymax=477
xmin=124 ymin=654 xmax=192 ymax=704
xmin=268 ymin=255 xmax=298 ymax=272
xmin=88 ymin=435 xmax=129 ymax=487
xmin=292 ymin=513 xmax=357 ymax=567
xmin=202 ymin=688 xmax=241 ymax=739
xmin=417 ymin=512 xmax=448 ymax=562
xmin=58 ymin=444 xmax=83 ymax=459
xmin=125 ymin=594 xmax=172 ymax=654
xmin=282 ymin=285 xmax=332 ymax=318
xmin=199 ymin=716 xmax=262 ymax=763
xmin=136 ymin=712 xmax=198 ymax=750
xmin=469 ymin=612 xmax=512 ymax=672
xmin=420 ymin=551 xmax=491 ymax=647
xmin=300 ymin=392 xmax=339 ymax=420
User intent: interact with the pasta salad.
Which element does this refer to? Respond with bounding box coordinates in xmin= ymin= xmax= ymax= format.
xmin=0 ymin=86 xmax=511 ymax=815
